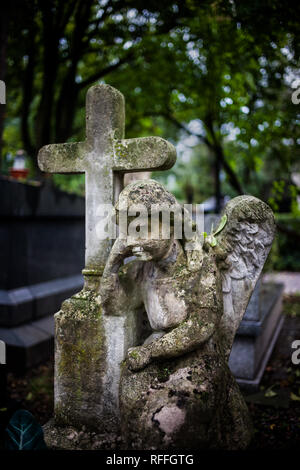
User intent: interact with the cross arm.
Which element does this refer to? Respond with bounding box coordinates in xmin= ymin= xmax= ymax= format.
xmin=113 ymin=137 xmax=176 ymax=172
xmin=38 ymin=142 xmax=86 ymax=174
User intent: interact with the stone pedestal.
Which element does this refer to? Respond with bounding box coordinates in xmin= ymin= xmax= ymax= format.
xmin=53 ymin=290 xmax=106 ymax=431
xmin=51 ymin=285 xmax=145 ymax=434
xmin=229 ymin=281 xmax=284 ymax=390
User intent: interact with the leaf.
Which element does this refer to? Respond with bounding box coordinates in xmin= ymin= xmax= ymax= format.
xmin=209 ymin=236 xmax=217 ymax=247
xmin=213 ymin=214 xmax=228 ymax=236
xmin=265 ymin=389 xmax=277 ymax=398
xmin=264 ymin=385 xmax=277 ymax=398
xmin=5 ymin=410 xmax=47 ymax=450
xmin=290 ymin=392 xmax=300 ymax=401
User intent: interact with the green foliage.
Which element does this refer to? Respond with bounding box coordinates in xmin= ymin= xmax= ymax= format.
xmin=265 ymin=214 xmax=300 ymax=272
xmin=213 ymin=214 xmax=227 ymax=236
xmin=268 ymin=182 xmax=299 ymax=216
xmin=283 ymin=298 xmax=300 ymax=317
xmin=53 ymin=174 xmax=85 ymax=196
xmin=1 ymin=0 xmax=299 ymax=210
xmin=155 ymin=144 xmax=215 ymax=203
xmin=208 ymin=235 xmax=217 ymax=247
xmin=114 ymin=1 xmax=299 ymax=207
xmin=2 ymin=118 xmax=22 ymax=156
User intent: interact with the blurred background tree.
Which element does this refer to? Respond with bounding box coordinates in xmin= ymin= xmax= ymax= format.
xmin=1 ymin=0 xmax=299 ymax=218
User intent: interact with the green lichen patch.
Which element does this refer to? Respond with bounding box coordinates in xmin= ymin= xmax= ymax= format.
xmin=114 ymin=137 xmax=176 ymax=171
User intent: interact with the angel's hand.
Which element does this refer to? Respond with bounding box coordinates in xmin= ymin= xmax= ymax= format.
xmin=116 ymin=238 xmax=132 ymax=257
xmin=127 ymin=346 xmax=152 ymax=371
xmin=111 ymin=238 xmax=132 ymax=261
xmin=103 ymin=238 xmax=132 ymax=276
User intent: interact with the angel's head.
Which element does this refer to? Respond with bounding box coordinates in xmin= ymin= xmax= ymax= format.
xmin=115 ymin=179 xmax=202 ymax=267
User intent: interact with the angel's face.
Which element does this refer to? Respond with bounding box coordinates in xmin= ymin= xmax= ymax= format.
xmin=125 ymin=218 xmax=173 ymax=261
xmin=127 ymin=237 xmax=172 ymax=261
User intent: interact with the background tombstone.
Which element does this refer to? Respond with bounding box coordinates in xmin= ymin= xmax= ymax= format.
xmin=38 ymin=84 xmax=176 ymax=434
xmin=229 ymin=279 xmax=284 ymax=389
xmin=0 ymin=177 xmax=85 ymax=372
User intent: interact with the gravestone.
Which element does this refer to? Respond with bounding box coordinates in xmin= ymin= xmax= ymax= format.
xmin=0 ymin=177 xmax=85 ymax=371
xmin=229 ymin=279 xmax=284 ymax=389
xmin=40 ymin=85 xmax=277 ymax=449
xmin=39 ymin=84 xmax=176 ymax=435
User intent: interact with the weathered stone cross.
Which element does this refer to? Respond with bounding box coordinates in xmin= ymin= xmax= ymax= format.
xmin=38 ymin=84 xmax=176 ymax=283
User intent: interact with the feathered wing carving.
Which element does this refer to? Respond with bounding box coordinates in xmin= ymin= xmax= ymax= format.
xmin=216 ymin=196 xmax=276 ymax=359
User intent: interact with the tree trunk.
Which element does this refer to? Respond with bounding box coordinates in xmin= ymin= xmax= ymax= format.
xmin=214 ymin=143 xmax=243 ymax=196
xmin=213 ymin=148 xmax=222 ymax=213
xmin=21 ymin=24 xmax=37 ymax=159
xmin=35 ymin=3 xmax=60 ymax=154
xmin=204 ymin=118 xmax=244 ymax=199
xmin=54 ymin=0 xmax=94 ymax=143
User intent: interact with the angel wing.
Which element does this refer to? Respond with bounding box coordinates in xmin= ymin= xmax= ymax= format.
xmin=216 ymin=195 xmax=276 ymax=358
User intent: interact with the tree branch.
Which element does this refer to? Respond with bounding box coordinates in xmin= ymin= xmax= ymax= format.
xmin=77 ymin=52 xmax=134 ymax=89
xmin=147 ymin=110 xmax=244 ymax=195
xmin=204 ymin=117 xmax=244 ymax=195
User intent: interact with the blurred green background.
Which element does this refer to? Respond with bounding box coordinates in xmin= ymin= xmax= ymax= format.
xmin=0 ymin=0 xmax=299 ymax=269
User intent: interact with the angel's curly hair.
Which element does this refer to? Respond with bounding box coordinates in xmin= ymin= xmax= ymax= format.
xmin=115 ymin=179 xmax=203 ymax=271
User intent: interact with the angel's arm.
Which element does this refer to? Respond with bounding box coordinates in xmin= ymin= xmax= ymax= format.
xmin=100 ymin=238 xmax=141 ymax=315
xmin=126 ymin=252 xmax=222 ymax=371
xmin=127 ymin=288 xmax=220 ymax=372
xmin=151 ymin=308 xmax=217 ymax=359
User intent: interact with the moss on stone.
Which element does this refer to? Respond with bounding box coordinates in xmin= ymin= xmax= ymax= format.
xmin=54 ymin=291 xmax=107 ymax=430
xmin=128 ymin=350 xmax=139 ymax=359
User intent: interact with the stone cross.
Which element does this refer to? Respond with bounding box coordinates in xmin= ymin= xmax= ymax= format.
xmin=38 ymin=84 xmax=176 ymax=284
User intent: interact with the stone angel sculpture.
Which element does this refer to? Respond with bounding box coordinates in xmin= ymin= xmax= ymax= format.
xmin=100 ymin=180 xmax=275 ymax=449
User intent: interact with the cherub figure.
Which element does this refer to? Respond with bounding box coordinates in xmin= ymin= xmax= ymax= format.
xmin=100 ymin=180 xmax=275 ymax=449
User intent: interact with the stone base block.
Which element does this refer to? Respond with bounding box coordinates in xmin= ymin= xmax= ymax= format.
xmin=43 ymin=419 xmax=121 ymax=450
xmin=0 ymin=274 xmax=83 ymax=327
xmin=53 ymin=290 xmax=140 ymax=433
xmin=0 ymin=315 xmax=54 ymax=372
xmin=0 ymin=274 xmax=83 ymax=372
xmin=54 ymin=290 xmax=108 ymax=431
